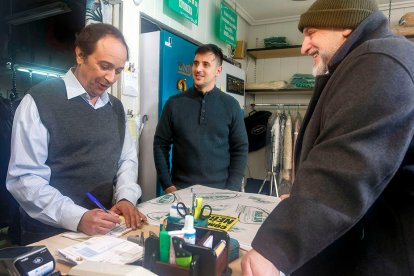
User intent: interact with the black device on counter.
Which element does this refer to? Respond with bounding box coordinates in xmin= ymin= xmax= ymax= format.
xmin=0 ymin=246 xmax=55 ymax=276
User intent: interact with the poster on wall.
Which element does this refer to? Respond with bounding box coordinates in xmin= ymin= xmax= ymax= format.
xmin=85 ymin=0 xmax=113 ymax=25
xmin=167 ymin=0 xmax=199 ymax=25
xmin=218 ymin=2 xmax=237 ymax=47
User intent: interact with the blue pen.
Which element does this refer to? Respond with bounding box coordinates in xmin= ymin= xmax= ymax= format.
xmin=86 ymin=192 xmax=109 ymax=213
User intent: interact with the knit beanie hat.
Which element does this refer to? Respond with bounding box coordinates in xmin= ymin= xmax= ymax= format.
xmin=298 ymin=0 xmax=378 ymax=32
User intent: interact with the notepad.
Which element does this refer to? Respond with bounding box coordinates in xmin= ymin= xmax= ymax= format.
xmin=107 ymin=221 xmax=133 ymax=237
xmin=57 ymin=236 xmax=143 ymax=265
xmin=61 ymin=216 xmax=132 ymax=241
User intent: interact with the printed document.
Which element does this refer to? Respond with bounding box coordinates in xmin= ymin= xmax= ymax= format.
xmin=57 ymin=236 xmax=143 ymax=265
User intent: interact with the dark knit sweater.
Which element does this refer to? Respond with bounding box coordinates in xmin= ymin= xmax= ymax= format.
xmin=153 ymin=86 xmax=248 ymax=191
xmin=29 ymin=78 xmax=125 ymax=210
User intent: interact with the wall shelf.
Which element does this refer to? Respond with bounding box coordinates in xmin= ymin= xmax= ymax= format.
xmin=247 ymin=35 xmax=413 ymax=59
xmin=246 ymin=88 xmax=312 ymax=95
xmin=247 ymin=45 xmax=302 ymax=59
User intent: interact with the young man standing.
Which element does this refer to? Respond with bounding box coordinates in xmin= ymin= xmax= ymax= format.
xmin=154 ymin=44 xmax=248 ymax=193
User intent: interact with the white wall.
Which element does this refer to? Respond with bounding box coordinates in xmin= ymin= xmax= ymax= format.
xmin=120 ymin=0 xmax=249 ymax=116
xmin=117 ymin=1 xmax=140 ymax=115
xmin=119 ymin=0 xmax=249 ymax=198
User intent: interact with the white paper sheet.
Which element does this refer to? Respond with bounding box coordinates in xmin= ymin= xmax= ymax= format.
xmin=58 ymin=236 xmax=143 ymax=265
xmin=137 ymin=185 xmax=281 ymax=250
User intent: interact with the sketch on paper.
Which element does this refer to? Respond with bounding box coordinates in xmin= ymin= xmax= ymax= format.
xmin=210 ymin=204 xmax=231 ymax=212
xmin=248 ymin=195 xmax=278 ymax=204
xmin=236 ymin=205 xmax=270 ymax=224
xmin=193 ymin=192 xmax=240 ymax=203
xmin=228 ymin=225 xmax=244 ymax=233
xmin=137 ymin=185 xmax=280 ymax=250
xmin=147 ymin=211 xmax=169 ymax=222
xmin=151 ymin=194 xmax=176 ymax=205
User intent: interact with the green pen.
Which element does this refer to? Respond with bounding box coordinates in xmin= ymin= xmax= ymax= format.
xmin=159 ymin=230 xmax=170 ymax=262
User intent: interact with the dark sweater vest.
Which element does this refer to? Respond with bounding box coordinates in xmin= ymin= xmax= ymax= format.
xmin=29 ymin=78 xmax=125 ymax=210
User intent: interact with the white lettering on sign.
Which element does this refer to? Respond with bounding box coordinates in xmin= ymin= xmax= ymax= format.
xmin=223 ymin=10 xmax=236 ymax=23
xmin=222 ymin=16 xmax=236 ymax=29
xmin=224 ymin=30 xmax=233 ymax=39
xmin=179 ymin=0 xmax=192 ymax=15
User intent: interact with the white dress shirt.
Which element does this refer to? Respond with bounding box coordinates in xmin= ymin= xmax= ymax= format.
xmin=6 ymin=69 xmax=141 ymax=231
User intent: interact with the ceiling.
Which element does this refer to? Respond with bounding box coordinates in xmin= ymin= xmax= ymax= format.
xmin=0 ymin=0 xmax=85 ymax=70
xmin=231 ymin=0 xmax=410 ymax=25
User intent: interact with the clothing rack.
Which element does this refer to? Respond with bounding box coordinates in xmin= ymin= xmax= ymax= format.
xmin=259 ymin=167 xmax=279 ymax=197
xmin=252 ymin=103 xmax=306 ymax=197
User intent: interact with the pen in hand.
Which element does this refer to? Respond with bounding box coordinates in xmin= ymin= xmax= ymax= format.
xmin=86 ymin=192 xmax=110 ymax=213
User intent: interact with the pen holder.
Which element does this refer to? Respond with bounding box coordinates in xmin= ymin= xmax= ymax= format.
xmin=144 ymin=236 xmax=200 ymax=276
xmin=144 ymin=223 xmax=230 ymax=276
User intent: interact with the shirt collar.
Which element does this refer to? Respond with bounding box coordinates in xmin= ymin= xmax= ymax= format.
xmin=192 ymin=86 xmax=217 ymax=97
xmin=63 ymin=68 xmax=112 ymax=106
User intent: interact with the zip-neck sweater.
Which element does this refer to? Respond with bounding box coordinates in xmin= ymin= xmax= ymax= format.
xmin=154 ymin=86 xmax=248 ymax=191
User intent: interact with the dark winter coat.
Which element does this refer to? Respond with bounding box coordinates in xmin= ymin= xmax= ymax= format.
xmin=253 ymin=11 xmax=414 ymax=275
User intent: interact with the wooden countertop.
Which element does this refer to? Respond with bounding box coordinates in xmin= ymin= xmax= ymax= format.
xmin=31 ymin=224 xmax=245 ymax=275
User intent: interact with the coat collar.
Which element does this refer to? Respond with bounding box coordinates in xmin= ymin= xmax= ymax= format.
xmin=328 ymin=11 xmax=393 ymax=74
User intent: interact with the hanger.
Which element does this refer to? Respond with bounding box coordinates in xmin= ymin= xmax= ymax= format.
xmin=249 ymin=108 xmax=256 ymax=116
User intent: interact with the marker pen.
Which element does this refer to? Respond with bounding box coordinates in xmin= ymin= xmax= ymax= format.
xmin=159 ymin=230 xmax=170 ymax=263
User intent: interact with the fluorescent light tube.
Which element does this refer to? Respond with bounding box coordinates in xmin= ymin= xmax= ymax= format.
xmin=6 ymin=2 xmax=71 ymax=26
xmin=15 ymin=64 xmax=65 ymax=78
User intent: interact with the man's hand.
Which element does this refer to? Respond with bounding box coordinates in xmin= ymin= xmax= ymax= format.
xmin=242 ymin=249 xmax=280 ymax=276
xmin=280 ymin=194 xmax=290 ymax=200
xmin=77 ymin=209 xmax=121 ymax=236
xmin=164 ymin=185 xmax=177 ymax=194
xmin=110 ymin=199 xmax=147 ymax=230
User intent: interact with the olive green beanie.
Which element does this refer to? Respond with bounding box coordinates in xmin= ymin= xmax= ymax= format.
xmin=298 ymin=0 xmax=378 ymax=32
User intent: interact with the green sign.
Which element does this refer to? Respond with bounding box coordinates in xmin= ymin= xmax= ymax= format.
xmin=219 ymin=2 xmax=237 ymax=47
xmin=168 ymin=0 xmax=199 ymax=25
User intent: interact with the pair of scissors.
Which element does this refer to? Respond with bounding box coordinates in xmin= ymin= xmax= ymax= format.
xmin=176 ymin=201 xmax=212 ymax=220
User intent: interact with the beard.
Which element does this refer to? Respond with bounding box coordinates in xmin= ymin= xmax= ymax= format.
xmin=311 ymin=44 xmax=342 ymax=77
xmin=312 ymin=52 xmax=329 ymax=77
xmin=312 ymin=59 xmax=328 ymax=76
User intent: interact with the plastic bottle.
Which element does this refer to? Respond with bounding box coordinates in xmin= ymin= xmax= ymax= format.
xmin=182 ymin=215 xmax=196 ymax=244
